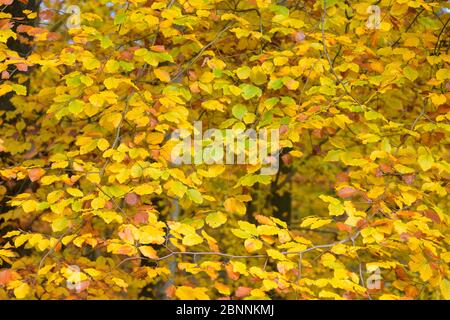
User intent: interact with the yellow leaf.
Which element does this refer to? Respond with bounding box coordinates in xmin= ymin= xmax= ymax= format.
xmin=91 ymin=197 xmax=106 ymax=209
xmin=244 ymin=238 xmax=262 ymax=253
xmin=14 ymin=282 xmax=30 ymax=299
xmin=22 ymin=200 xmax=37 ymax=213
xmin=154 ymin=69 xmax=171 ymax=82
xmin=166 ymin=180 xmax=187 ymax=198
xmin=146 ymin=132 xmax=165 ymax=144
xmin=319 ymin=195 xmax=345 ymax=216
xmin=224 ymin=198 xmax=246 ymax=215
xmin=419 ymin=263 xmax=433 ymax=281
xmin=139 ymin=246 xmax=159 ymax=259
xmin=62 ymin=235 xmax=76 ymax=246
xmin=205 ymin=211 xmax=227 ymax=228
xmin=66 ymin=188 xmax=83 ymax=197
xmin=186 ymin=189 xmax=203 ymax=204
xmin=82 ymin=57 xmax=100 ymax=70
xmin=182 ymin=233 xmax=203 ymax=246
xmin=319 ymin=290 xmax=344 ymax=300
xmin=236 ymin=66 xmax=251 ymax=79
xmin=0 ymin=249 xmax=16 ymax=258
xmin=403 ymin=66 xmax=418 ymax=82
xmin=367 ymin=186 xmax=385 ymax=199
xmin=134 ymin=183 xmax=159 ymax=195
xmin=112 ymin=277 xmax=128 ymax=288
xmin=256 ymin=225 xmax=279 ymax=235
xmin=430 ymin=93 xmax=447 ymax=106
xmin=201 ymin=100 xmax=226 ymax=112
xmin=214 ymin=282 xmax=231 ymax=295
xmin=417 ymin=146 xmax=434 ymax=171
xmin=105 ymin=59 xmax=120 ymax=73
xmin=14 ymin=234 xmax=31 ymax=247
xmin=52 ymin=217 xmax=69 ymax=232
xmin=266 ymin=249 xmax=286 ymax=261
xmin=310 ymin=218 xmax=332 ymax=230
xmin=84 ymin=268 xmax=102 ymax=278
xmin=175 ymin=286 xmax=210 ymax=300
xmin=394 ymin=164 xmax=415 ymax=174
xmin=436 ymin=68 xmax=449 ymax=81
xmin=38 ymin=264 xmax=55 ymax=276
xmin=231 ymin=228 xmax=251 ymax=239
xmin=236 ymin=221 xmax=256 ymax=236
xmin=441 ymin=252 xmax=450 ymax=263
xmin=262 ymin=279 xmax=278 ymax=291
xmin=47 ymin=190 xmax=64 ymax=204
xmin=440 ymin=279 xmax=450 ymax=300
xmin=103 ymin=77 xmax=122 ymax=90
xmin=97 ymin=138 xmax=110 ymax=151
xmin=230 ymin=260 xmax=248 ymax=275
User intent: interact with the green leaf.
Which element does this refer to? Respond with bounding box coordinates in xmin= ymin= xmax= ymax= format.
xmin=114 ymin=12 xmax=127 ymax=25
xmin=236 ymin=66 xmax=251 ymax=79
xmin=52 ymin=217 xmax=68 ymax=232
xmin=205 ymin=211 xmax=227 ymax=228
xmin=187 ymin=189 xmax=203 ymax=204
xmin=418 ymin=146 xmax=434 ymax=171
xmin=232 ymin=104 xmax=247 ymax=120
xmin=403 ymin=66 xmax=419 ymax=82
xmin=12 ymin=84 xmax=27 ymax=95
xmin=68 ymin=99 xmax=84 ymax=114
xmin=240 ymin=84 xmax=262 ymax=100
xmin=268 ymin=78 xmax=283 ymax=90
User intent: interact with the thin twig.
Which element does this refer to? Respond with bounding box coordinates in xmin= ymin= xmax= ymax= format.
xmin=116 ymin=231 xmax=362 ymax=268
xmin=321 ymin=0 xmax=361 ymax=106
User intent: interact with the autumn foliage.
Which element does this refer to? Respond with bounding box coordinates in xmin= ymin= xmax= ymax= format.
xmin=0 ymin=0 xmax=449 ymax=300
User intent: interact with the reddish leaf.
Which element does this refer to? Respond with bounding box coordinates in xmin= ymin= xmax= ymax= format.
xmin=235 ymin=286 xmax=252 ymax=298
xmin=422 ymin=210 xmax=441 ymax=224
xmin=281 ymin=154 xmax=292 ymax=166
xmin=336 ymin=186 xmax=357 ymax=199
xmin=125 ymin=192 xmax=140 ymax=206
xmin=16 ymin=63 xmax=28 ymax=72
xmin=336 ymin=222 xmax=352 ymax=232
xmin=27 ymin=168 xmax=45 ymax=182
xmin=0 ymin=269 xmax=17 ymax=286
xmin=39 ymin=9 xmax=54 ymax=20
xmin=134 ymin=211 xmax=148 ymax=224
xmin=294 ymin=31 xmax=305 ymax=42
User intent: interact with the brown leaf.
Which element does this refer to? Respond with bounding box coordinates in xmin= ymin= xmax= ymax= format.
xmin=16 ymin=63 xmax=28 ymax=72
xmin=336 ymin=186 xmax=357 ymax=199
xmin=0 ymin=269 xmax=18 ymax=286
xmin=294 ymin=31 xmax=305 ymax=42
xmin=125 ymin=192 xmax=140 ymax=206
xmin=225 ymin=264 xmax=239 ymax=281
xmin=134 ymin=211 xmax=148 ymax=224
xmin=27 ymin=168 xmax=45 ymax=182
xmin=235 ymin=286 xmax=252 ymax=298
xmin=336 ymin=222 xmax=352 ymax=232
xmin=39 ymin=9 xmax=54 ymax=20
xmin=402 ymin=174 xmax=415 ymax=185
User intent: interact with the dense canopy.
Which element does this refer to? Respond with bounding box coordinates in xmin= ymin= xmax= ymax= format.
xmin=0 ymin=0 xmax=449 ymax=300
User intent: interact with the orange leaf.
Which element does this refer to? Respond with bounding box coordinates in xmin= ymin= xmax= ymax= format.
xmin=28 ymin=168 xmax=46 ymax=182
xmin=154 ymin=69 xmax=170 ymax=82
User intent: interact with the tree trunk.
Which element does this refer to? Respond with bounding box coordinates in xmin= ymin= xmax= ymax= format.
xmin=0 ymin=0 xmax=39 ymax=111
